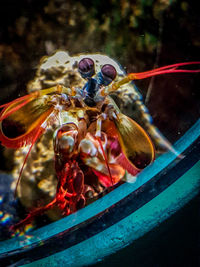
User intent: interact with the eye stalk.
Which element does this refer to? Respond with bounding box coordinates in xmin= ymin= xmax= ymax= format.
xmin=78 ymin=58 xmax=95 ymax=79
xmin=99 ymin=64 xmax=117 ymax=86
xmin=80 ymin=61 xmax=117 ymax=107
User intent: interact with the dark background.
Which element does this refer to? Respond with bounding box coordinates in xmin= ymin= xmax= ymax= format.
xmin=0 ymin=1 xmax=200 ymax=266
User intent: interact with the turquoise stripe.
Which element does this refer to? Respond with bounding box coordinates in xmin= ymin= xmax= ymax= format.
xmin=24 ymin=160 xmax=200 ymax=267
xmin=0 ymin=119 xmax=199 ymax=254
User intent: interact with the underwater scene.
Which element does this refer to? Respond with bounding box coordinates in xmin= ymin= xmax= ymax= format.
xmin=0 ymin=1 xmax=199 ymax=266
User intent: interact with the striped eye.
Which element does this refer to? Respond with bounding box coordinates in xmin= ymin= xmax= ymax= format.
xmin=78 ymin=58 xmax=95 ymax=79
xmin=101 ymin=64 xmax=117 ymax=84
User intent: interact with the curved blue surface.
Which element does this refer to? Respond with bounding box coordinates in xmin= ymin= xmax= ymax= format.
xmin=25 ymin=160 xmax=200 ymax=267
xmin=0 ymin=119 xmax=199 ymax=266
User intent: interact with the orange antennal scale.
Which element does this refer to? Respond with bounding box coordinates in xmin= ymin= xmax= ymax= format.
xmin=0 ymin=84 xmax=65 ymax=124
xmin=0 ymin=105 xmax=55 ymax=148
xmin=112 ymin=113 xmax=155 ymax=170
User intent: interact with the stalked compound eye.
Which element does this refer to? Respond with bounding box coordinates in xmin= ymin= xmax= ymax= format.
xmin=78 ymin=58 xmax=95 ymax=79
xmin=100 ymin=64 xmax=117 ymax=85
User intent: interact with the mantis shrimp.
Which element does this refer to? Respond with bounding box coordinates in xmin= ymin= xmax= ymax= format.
xmin=0 ymin=51 xmax=199 ymax=230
